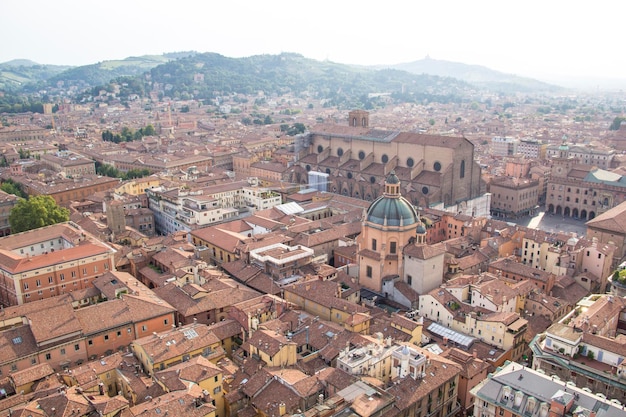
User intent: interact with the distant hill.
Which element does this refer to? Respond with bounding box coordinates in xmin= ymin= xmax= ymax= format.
xmin=0 ymin=60 xmax=71 ymax=91
xmin=385 ymin=57 xmax=563 ymax=93
xmin=0 ymin=54 xmax=183 ymax=92
xmin=1 ymin=52 xmax=559 ymax=109
xmin=107 ymin=52 xmax=474 ymax=107
xmin=43 ymin=54 xmax=179 ymax=90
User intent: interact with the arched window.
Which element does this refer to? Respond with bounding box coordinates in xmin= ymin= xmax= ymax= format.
xmin=460 ymin=160 xmax=465 ymax=179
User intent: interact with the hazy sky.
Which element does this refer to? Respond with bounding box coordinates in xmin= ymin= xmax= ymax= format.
xmin=2 ymin=0 xmax=624 ymax=81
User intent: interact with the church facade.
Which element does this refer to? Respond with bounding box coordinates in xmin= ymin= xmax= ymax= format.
xmin=297 ymin=110 xmax=484 ymax=210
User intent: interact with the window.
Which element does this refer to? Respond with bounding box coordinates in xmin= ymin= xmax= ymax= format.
xmin=390 ymin=241 xmax=397 ymax=254
xmin=366 ymin=266 xmax=372 ymax=278
xmin=88 ymin=340 xmax=93 ymax=345
xmin=164 ymin=319 xmax=169 ymax=326
xmin=142 ymin=325 xmax=147 ymax=331
xmin=117 ymin=331 xmax=122 ymax=336
xmin=407 ymin=275 xmax=412 ymax=285
xmin=74 ymin=344 xmax=80 ymax=351
xmin=460 ymin=160 xmax=466 ymax=178
xmin=60 ymin=273 xmax=65 ymax=281
xmin=71 ymin=271 xmax=76 ymax=278
xmin=45 ymin=353 xmax=51 ymax=360
xmin=372 ymin=239 xmax=377 ymax=251
xmin=23 ymin=282 xmax=29 ymax=290
xmin=60 ymin=348 xmax=66 ymax=355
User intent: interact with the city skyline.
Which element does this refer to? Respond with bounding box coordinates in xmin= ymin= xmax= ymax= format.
xmin=2 ymin=0 xmax=625 ymax=84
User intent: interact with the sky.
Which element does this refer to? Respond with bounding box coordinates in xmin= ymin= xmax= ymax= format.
xmin=2 ymin=0 xmax=625 ymax=82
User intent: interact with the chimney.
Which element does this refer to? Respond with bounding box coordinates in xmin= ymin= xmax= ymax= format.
xmin=279 ymin=402 xmax=286 ymax=416
xmin=472 ymin=350 xmax=477 ymax=358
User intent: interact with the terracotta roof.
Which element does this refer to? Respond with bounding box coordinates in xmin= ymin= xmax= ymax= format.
xmin=248 ymin=329 xmax=295 ymax=357
xmin=132 ymin=323 xmax=222 ymax=365
xmin=386 ymin=354 xmax=461 ymax=412
xmin=285 ymin=280 xmax=369 ymax=314
xmin=85 ymin=293 xmax=174 ymax=333
xmin=404 ymin=241 xmax=446 ymax=259
xmin=0 ymin=242 xmax=113 ymax=274
xmin=26 ymin=303 xmax=82 ymax=345
xmin=586 ymin=200 xmax=626 ymax=233
xmin=9 ymin=363 xmax=54 ymax=387
xmin=191 ymin=226 xmax=244 ymax=252
xmin=251 ymin=379 xmax=303 ymax=417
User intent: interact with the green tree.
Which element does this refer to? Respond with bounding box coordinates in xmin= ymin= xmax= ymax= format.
xmin=0 ymin=180 xmax=26 ymax=198
xmin=609 ymin=116 xmax=626 ymax=131
xmin=142 ymin=124 xmax=156 ymax=136
xmin=9 ymin=195 xmax=69 ymax=233
xmin=18 ymin=148 xmax=31 ymax=159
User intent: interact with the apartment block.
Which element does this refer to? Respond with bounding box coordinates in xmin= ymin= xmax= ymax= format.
xmin=0 ymin=222 xmax=116 ymax=306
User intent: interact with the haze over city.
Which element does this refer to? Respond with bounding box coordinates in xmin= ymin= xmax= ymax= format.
xmin=3 ymin=0 xmax=625 ymax=86
xmin=3 ymin=0 xmax=626 ymax=414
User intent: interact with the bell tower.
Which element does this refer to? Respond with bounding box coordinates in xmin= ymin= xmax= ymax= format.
xmin=348 ymin=110 xmax=369 ymax=128
xmin=551 ymin=140 xmax=575 ymax=179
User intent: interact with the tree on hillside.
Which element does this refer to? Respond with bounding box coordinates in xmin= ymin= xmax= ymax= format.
xmin=9 ymin=195 xmax=69 ymax=233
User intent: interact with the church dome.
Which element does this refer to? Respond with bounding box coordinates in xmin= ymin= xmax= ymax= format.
xmin=365 ymin=171 xmax=419 ymax=227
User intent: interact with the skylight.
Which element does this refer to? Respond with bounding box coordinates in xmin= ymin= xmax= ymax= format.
xmin=183 ymin=328 xmax=199 ymax=339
